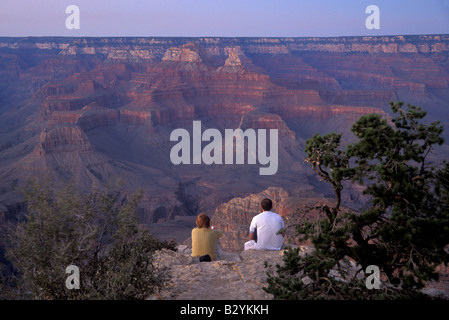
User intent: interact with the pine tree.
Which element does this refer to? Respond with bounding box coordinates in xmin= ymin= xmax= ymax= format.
xmin=265 ymin=102 xmax=449 ymax=299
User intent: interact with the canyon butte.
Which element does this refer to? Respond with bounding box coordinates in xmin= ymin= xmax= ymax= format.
xmin=0 ymin=35 xmax=449 ymax=251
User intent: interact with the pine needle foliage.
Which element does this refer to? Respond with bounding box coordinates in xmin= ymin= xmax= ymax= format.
xmin=265 ymin=102 xmax=449 ymax=299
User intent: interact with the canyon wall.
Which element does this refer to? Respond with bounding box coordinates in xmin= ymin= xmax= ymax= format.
xmin=0 ymin=35 xmax=448 ymax=248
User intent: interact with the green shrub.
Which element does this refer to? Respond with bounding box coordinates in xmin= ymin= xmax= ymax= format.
xmin=4 ymin=179 xmax=174 ymax=299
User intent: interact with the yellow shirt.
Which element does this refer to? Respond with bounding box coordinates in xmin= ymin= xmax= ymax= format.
xmin=191 ymin=227 xmax=223 ymax=260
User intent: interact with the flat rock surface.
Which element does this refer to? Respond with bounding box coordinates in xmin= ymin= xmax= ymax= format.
xmin=150 ymin=245 xmax=449 ymax=300
xmin=150 ymin=246 xmax=285 ymax=300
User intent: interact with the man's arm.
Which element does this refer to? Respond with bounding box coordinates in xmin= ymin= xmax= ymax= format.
xmin=281 ymin=220 xmax=285 ymax=237
xmin=249 ymin=231 xmax=256 ymax=241
xmin=279 ymin=216 xmax=286 ymax=237
xmin=249 ymin=217 xmax=257 ymax=241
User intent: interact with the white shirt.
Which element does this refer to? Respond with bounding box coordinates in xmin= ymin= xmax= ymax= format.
xmin=249 ymin=211 xmax=285 ymax=250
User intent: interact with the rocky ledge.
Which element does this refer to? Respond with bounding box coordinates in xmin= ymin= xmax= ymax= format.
xmin=150 ymin=245 xmax=289 ymax=300
xmin=150 ymin=245 xmax=449 ymax=300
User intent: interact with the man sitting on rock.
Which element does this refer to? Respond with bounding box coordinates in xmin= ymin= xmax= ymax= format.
xmin=244 ymin=198 xmax=285 ymax=251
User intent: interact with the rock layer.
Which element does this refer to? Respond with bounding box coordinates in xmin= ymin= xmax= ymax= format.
xmin=0 ymin=35 xmax=448 ymax=228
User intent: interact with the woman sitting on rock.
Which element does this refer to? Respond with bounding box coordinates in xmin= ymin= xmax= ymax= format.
xmin=191 ymin=213 xmax=222 ymax=261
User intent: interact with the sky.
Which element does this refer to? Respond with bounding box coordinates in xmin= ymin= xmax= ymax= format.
xmin=0 ymin=0 xmax=448 ymax=37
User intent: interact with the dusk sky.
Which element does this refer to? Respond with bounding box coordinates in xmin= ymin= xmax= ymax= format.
xmin=1 ymin=0 xmax=448 ymax=37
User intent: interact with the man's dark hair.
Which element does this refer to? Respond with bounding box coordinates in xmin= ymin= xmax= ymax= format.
xmin=261 ymin=198 xmax=273 ymax=211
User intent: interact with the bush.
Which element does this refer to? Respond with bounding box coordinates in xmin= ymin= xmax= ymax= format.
xmin=4 ymin=179 xmax=175 ymax=299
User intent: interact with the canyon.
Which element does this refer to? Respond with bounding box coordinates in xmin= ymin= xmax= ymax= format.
xmin=0 ymin=35 xmax=449 ymax=251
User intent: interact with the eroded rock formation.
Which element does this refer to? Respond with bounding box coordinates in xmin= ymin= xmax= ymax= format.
xmin=0 ymin=35 xmax=448 ymax=230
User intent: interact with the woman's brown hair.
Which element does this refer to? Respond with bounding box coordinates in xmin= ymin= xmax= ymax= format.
xmin=196 ymin=213 xmax=210 ymax=229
